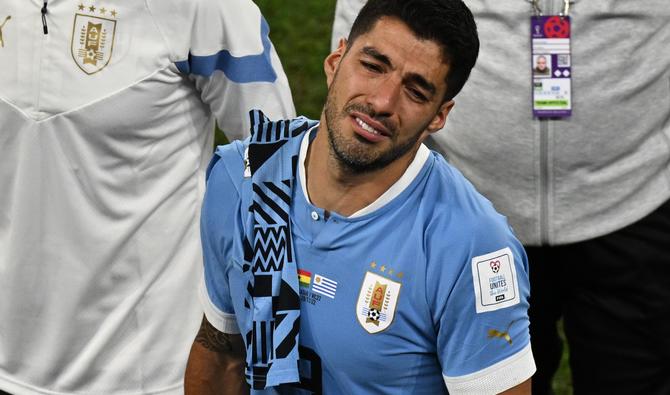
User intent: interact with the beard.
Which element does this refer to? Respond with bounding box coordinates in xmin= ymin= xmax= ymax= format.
xmin=323 ymin=88 xmax=426 ymax=174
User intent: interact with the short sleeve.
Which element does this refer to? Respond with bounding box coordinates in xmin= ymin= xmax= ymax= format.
xmin=149 ymin=0 xmax=295 ymax=141
xmin=428 ymin=215 xmax=535 ymax=394
xmin=199 ymin=149 xmax=243 ymax=334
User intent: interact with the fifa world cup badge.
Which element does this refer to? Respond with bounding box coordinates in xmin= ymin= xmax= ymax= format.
xmin=71 ymin=4 xmax=118 ymax=74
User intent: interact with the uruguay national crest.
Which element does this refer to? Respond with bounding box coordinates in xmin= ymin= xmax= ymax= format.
xmin=356 ymin=271 xmax=401 ymax=334
xmin=71 ymin=4 xmax=118 ymax=74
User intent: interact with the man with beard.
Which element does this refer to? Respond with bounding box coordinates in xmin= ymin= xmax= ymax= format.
xmin=333 ymin=1 xmax=670 ymax=394
xmin=185 ymin=1 xmax=535 ymax=393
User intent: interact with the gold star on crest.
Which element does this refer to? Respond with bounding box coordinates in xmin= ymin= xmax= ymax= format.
xmin=100 ymin=7 xmax=107 ymax=14
xmin=397 ymin=272 xmax=404 ymax=279
xmin=380 ymin=265 xmax=386 ymax=272
xmin=78 ymin=4 xmax=85 ymax=10
xmin=88 ymin=5 xmax=96 ymax=12
xmin=110 ymin=9 xmax=117 ymax=17
xmin=388 ymin=269 xmax=394 ymax=275
xmin=370 ymin=262 xmax=377 ymax=268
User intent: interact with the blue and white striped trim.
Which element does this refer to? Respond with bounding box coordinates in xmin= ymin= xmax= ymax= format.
xmin=175 ymin=17 xmax=277 ymax=83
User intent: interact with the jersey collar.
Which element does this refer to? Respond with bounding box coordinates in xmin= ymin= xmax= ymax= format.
xmin=298 ymin=124 xmax=430 ymax=218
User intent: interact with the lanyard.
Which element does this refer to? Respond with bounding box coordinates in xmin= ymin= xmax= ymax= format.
xmin=527 ymin=0 xmax=573 ymax=17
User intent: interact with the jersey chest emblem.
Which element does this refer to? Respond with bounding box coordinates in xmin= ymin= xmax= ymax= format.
xmin=70 ymin=4 xmax=118 ymax=74
xmin=356 ymin=271 xmax=401 ymax=334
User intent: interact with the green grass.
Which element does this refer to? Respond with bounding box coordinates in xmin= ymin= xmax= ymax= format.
xmin=223 ymin=2 xmax=574 ymax=393
xmin=214 ymin=0 xmax=336 ymax=147
xmin=553 ymin=321 xmax=573 ymax=394
xmin=256 ymin=0 xmax=336 ymax=119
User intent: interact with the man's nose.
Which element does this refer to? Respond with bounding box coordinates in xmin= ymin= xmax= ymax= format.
xmin=366 ymin=75 xmax=401 ymax=116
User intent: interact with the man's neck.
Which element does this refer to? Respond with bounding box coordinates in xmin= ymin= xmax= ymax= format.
xmin=305 ymin=125 xmax=418 ymax=217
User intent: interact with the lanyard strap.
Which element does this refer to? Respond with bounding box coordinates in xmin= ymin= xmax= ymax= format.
xmin=527 ymin=0 xmax=573 ymax=16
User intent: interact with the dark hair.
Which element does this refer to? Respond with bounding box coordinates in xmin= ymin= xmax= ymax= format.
xmin=347 ymin=0 xmax=479 ymax=102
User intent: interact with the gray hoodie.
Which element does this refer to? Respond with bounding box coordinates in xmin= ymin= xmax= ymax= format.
xmin=332 ymin=0 xmax=670 ymax=245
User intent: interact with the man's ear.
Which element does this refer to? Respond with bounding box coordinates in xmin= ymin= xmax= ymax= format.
xmin=324 ymin=38 xmax=347 ymax=87
xmin=424 ymin=100 xmax=455 ymax=136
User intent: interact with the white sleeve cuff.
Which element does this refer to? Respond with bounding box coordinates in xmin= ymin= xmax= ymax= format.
xmin=443 ymin=343 xmax=536 ymax=395
xmin=199 ymin=278 xmax=240 ymax=334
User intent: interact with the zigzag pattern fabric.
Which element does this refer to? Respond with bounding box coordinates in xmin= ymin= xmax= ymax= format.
xmin=242 ymin=110 xmax=318 ymax=389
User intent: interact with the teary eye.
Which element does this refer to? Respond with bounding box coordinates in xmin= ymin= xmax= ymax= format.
xmin=407 ymin=87 xmax=428 ymax=103
xmin=361 ymin=61 xmax=383 ymax=73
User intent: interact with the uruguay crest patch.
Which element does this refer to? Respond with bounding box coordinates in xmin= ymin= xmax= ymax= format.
xmin=71 ymin=5 xmax=117 ymax=74
xmin=356 ymin=271 xmax=401 ymax=334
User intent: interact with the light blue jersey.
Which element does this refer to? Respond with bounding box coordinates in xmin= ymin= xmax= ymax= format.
xmin=201 ymin=125 xmax=535 ymax=394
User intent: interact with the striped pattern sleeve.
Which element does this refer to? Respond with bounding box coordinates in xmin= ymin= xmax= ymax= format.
xmin=150 ymin=0 xmax=295 ymax=141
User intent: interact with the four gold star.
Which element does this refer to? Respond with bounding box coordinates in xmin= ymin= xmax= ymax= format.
xmin=369 ymin=262 xmax=404 ymax=279
xmin=79 ymin=4 xmax=117 ymax=17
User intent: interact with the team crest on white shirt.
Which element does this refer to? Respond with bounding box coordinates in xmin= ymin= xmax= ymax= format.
xmin=356 ymin=271 xmax=401 ymax=334
xmin=71 ymin=4 xmax=118 ymax=74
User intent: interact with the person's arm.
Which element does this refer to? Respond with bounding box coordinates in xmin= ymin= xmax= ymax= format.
xmin=185 ymin=316 xmax=249 ymax=395
xmin=431 ymin=209 xmax=535 ymax=394
xmin=148 ymin=0 xmax=295 ymax=141
xmin=185 ymin=149 xmax=249 ymax=394
xmin=500 ymin=378 xmax=531 ymax=395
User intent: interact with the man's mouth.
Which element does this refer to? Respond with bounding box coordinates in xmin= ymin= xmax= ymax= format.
xmin=348 ymin=110 xmax=393 ymax=143
xmin=355 ymin=117 xmax=382 ymax=136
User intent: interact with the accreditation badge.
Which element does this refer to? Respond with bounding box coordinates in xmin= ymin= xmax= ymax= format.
xmin=531 ymin=16 xmax=572 ymax=118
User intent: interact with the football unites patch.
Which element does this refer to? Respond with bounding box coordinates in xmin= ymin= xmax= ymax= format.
xmin=471 ymin=247 xmax=520 ymax=313
xmin=356 ymin=271 xmax=401 ymax=334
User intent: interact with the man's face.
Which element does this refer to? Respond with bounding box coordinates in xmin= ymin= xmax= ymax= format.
xmin=536 ymin=56 xmax=547 ymax=71
xmin=323 ymin=17 xmax=453 ymax=173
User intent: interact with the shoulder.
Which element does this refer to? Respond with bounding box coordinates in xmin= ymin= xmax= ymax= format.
xmin=206 ymin=139 xmax=249 ymax=197
xmin=146 ymin=0 xmax=265 ymax=61
xmin=425 ymin=153 xmax=512 ymax=236
xmin=421 ymin=152 xmax=525 ymax=272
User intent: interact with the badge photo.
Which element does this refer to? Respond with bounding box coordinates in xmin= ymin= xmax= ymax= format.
xmin=356 ymin=271 xmax=401 ymax=334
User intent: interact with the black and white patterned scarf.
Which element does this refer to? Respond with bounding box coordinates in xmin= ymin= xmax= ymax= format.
xmin=242 ymin=110 xmax=317 ymax=389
